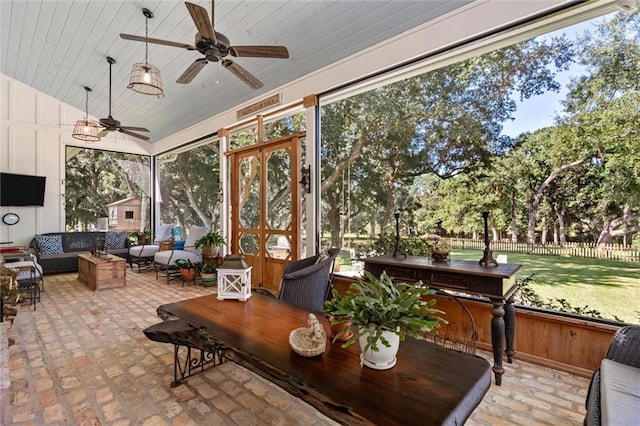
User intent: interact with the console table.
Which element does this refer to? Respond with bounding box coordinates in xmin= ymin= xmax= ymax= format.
xmin=362 ymin=255 xmax=521 ymax=385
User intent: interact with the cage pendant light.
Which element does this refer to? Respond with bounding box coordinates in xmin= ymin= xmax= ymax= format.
xmin=72 ymin=87 xmax=101 ymax=142
xmin=128 ymin=8 xmax=164 ymax=98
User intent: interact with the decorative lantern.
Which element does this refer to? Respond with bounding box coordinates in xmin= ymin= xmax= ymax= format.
xmin=217 ymin=254 xmax=252 ymax=301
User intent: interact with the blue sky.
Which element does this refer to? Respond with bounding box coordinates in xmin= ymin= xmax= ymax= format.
xmin=500 ymin=15 xmax=610 ymax=138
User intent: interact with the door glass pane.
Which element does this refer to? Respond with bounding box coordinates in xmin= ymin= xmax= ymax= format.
xmin=266 ymin=233 xmax=291 ymax=260
xmin=265 ymin=148 xmax=292 ymax=230
xmin=239 ymin=155 xmax=260 ymax=229
xmin=240 ymin=232 xmax=259 ymax=255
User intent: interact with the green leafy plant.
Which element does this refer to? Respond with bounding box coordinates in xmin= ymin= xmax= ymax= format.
xmin=324 ymin=271 xmax=445 ymax=365
xmin=174 ymin=259 xmax=201 ymax=271
xmin=201 ymin=263 xmax=217 ymax=274
xmin=194 ymin=231 xmax=225 ymax=249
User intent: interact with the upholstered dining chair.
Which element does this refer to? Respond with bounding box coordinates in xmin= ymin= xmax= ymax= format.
xmin=154 ymin=225 xmax=208 ymax=283
xmin=275 ymin=248 xmax=341 ymax=312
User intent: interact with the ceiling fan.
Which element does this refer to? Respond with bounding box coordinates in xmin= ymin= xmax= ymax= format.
xmin=98 ymin=57 xmax=150 ymax=141
xmin=120 ymin=1 xmax=289 ymax=89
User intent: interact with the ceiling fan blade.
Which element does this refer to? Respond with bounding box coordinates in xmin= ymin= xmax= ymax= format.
xmin=185 ymin=2 xmax=216 ymax=42
xmin=230 ymin=46 xmax=289 ymax=59
xmin=177 ymin=59 xmax=208 ymax=84
xmin=119 ymin=129 xmax=150 ymax=141
xmin=222 ymin=59 xmax=263 ymax=89
xmin=119 ymin=126 xmax=149 ymax=132
xmin=97 ymin=129 xmax=110 ymax=138
xmin=120 ymin=33 xmax=196 ymax=50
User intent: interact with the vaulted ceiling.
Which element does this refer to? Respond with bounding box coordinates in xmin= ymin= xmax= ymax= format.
xmin=1 ymin=0 xmax=472 ymax=142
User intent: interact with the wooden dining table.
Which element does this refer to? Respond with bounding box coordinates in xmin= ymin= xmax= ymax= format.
xmin=156 ymin=293 xmax=492 ymax=426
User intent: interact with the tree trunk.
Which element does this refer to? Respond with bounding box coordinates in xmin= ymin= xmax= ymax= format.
xmin=596 ymin=205 xmax=640 ymax=246
xmin=510 ymin=193 xmax=518 ymax=243
xmin=541 ymin=216 xmax=548 ymax=244
xmin=554 ymin=204 xmax=567 ymax=245
xmin=527 ymin=158 xmax=585 ymax=244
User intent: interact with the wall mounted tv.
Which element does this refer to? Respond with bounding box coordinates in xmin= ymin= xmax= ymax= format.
xmin=0 ymin=172 xmax=47 ymax=206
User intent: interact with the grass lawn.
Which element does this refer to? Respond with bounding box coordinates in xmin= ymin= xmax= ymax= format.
xmin=451 ymin=249 xmax=640 ymax=324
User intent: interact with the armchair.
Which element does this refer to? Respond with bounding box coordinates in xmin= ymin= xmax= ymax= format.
xmin=584 ymin=325 xmax=640 ymax=426
xmin=277 ymin=248 xmax=340 ymax=312
xmin=129 ymin=223 xmax=176 ymax=272
xmin=154 ymin=225 xmax=208 ymax=283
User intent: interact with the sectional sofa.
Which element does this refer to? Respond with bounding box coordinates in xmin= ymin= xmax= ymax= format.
xmin=29 ymin=232 xmax=131 ymax=274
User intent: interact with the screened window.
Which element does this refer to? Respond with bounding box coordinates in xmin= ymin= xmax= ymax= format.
xmin=319 ymin=9 xmax=639 ymax=325
xmin=65 ymin=147 xmax=151 ymax=233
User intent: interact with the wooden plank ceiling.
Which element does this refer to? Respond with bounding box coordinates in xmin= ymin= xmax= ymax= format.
xmin=1 ymin=0 xmax=470 ymax=142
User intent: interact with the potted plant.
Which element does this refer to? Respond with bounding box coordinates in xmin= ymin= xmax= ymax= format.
xmin=195 ymin=230 xmax=225 ymax=257
xmin=334 ymin=256 xmax=345 ymax=272
xmin=200 ymin=263 xmax=217 ymax=287
xmin=323 ymin=296 xmax=353 ymax=342
xmin=174 ymin=259 xmax=201 ymax=282
xmin=129 ymin=229 xmax=153 ymax=245
xmin=324 ymin=271 xmax=445 ymax=369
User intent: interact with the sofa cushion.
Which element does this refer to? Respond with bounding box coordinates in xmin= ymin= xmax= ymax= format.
xmin=104 ymin=232 xmax=127 ymax=249
xmin=35 ymin=234 xmax=64 ymax=255
xmin=600 ymin=358 xmax=640 ymax=426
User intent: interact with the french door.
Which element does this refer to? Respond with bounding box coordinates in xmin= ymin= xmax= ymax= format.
xmin=229 ymin=133 xmax=304 ymax=291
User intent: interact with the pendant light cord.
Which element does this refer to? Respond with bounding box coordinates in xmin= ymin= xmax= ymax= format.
xmin=145 ymin=15 xmax=149 ymax=66
xmin=84 ymin=89 xmax=89 ymax=121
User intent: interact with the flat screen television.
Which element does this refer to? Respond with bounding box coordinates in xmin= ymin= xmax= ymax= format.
xmin=0 ymin=172 xmax=47 ymax=206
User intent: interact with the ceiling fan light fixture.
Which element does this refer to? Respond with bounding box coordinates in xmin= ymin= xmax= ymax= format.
xmin=127 ymin=8 xmax=164 ymax=98
xmin=72 ymin=86 xmax=101 ymax=142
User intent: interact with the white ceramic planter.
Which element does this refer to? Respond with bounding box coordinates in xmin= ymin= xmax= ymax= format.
xmin=358 ymin=328 xmax=400 ymax=370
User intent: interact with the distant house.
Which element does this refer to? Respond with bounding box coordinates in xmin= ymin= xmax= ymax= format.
xmin=107 ymin=197 xmax=142 ymax=232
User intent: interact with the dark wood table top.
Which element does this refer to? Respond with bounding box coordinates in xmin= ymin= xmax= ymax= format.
xmin=158 ymin=294 xmax=492 ymax=425
xmin=362 ymin=255 xmax=522 ymax=278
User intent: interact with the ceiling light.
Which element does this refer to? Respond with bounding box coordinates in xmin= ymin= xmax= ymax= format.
xmin=72 ymin=87 xmax=101 ymax=142
xmin=127 ymin=8 xmax=164 ymax=98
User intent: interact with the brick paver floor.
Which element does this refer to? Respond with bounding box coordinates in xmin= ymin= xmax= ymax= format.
xmin=1 ymin=269 xmax=589 ymax=425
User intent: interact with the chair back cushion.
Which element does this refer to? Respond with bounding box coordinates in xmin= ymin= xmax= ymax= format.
xmin=154 ymin=223 xmax=175 ymax=243
xmin=184 ymin=225 xmax=208 ymax=254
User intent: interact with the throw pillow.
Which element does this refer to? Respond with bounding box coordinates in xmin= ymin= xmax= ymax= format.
xmin=104 ymin=232 xmax=127 ymax=249
xmin=35 ymin=234 xmax=64 ymax=255
xmin=155 ymin=223 xmax=175 ymax=243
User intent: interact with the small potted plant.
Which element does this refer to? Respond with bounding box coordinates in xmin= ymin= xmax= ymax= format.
xmin=174 ymin=259 xmax=201 ymax=282
xmin=200 ymin=263 xmax=217 ymax=287
xmin=322 ymin=296 xmax=353 ymax=342
xmin=195 ymin=230 xmax=226 ymax=257
xmin=324 ymin=271 xmax=445 ymax=369
xmin=334 ymin=256 xmax=345 ymax=272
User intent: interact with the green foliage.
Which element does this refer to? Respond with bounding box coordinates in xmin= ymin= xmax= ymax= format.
xmin=194 ymin=231 xmax=225 ymax=249
xmin=201 ymin=263 xmax=217 ymax=274
xmin=373 ymin=231 xmax=433 ymax=256
xmin=174 ymin=259 xmax=201 ymax=271
xmin=324 ymin=272 xmax=445 ymax=365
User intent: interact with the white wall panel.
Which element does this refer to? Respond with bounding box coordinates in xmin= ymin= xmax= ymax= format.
xmin=0 ymin=73 xmax=153 ymax=245
xmin=11 ymin=82 xmax=37 ymax=124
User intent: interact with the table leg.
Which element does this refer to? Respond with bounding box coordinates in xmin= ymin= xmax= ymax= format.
xmin=490 ymin=298 xmax=505 ymax=386
xmin=504 ymin=295 xmax=515 ymax=363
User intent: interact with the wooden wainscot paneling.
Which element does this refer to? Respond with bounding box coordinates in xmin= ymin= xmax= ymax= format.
xmin=331 ymin=274 xmax=619 ymax=377
xmin=434 ymin=296 xmax=618 ymax=378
